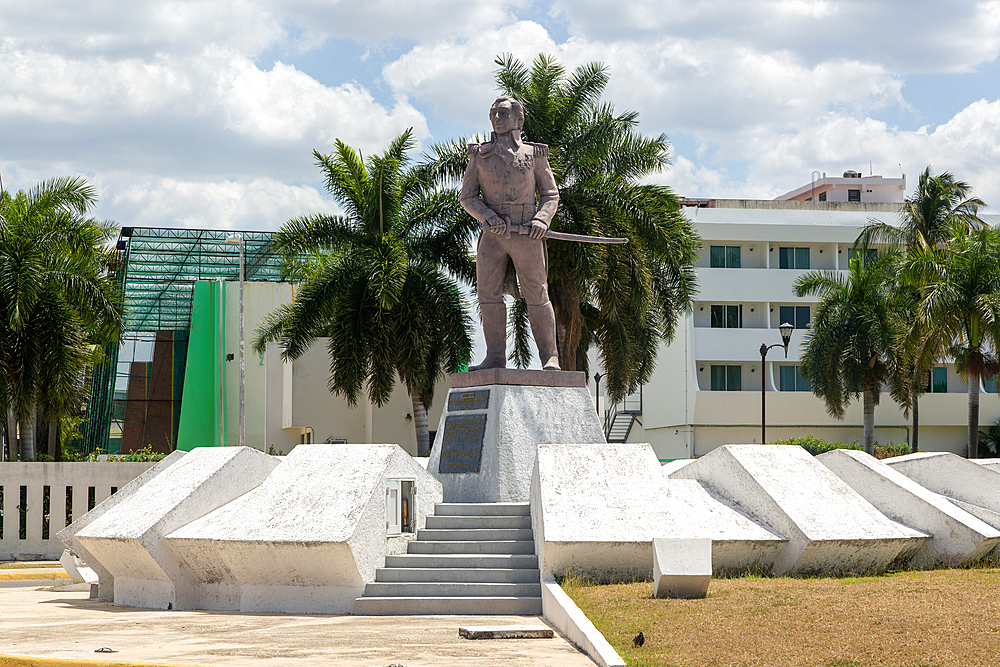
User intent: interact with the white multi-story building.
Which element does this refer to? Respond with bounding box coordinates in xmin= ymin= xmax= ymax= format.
xmin=599 ymin=176 xmax=1000 ymax=461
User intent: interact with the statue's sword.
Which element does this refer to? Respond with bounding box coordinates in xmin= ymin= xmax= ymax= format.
xmin=494 ymin=218 xmax=629 ymax=244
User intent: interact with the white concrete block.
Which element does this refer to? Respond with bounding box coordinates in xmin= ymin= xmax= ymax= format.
xmin=56 ymin=450 xmax=186 ymax=602
xmin=652 ymin=538 xmax=712 ymax=599
xmin=541 ymin=581 xmax=626 ymax=667
xmin=660 ymin=459 xmax=694 ymax=475
xmin=430 ymin=384 xmax=604 ymax=503
xmin=670 ymin=445 xmax=929 ymax=575
xmin=974 ymin=459 xmax=1000 ymax=472
xmin=166 ymin=444 xmax=442 ymax=613
xmin=819 ymin=449 xmax=1000 ymax=567
xmin=75 ymin=447 xmax=279 ymax=609
xmin=530 ymin=443 xmax=785 ymax=581
xmin=886 ymin=452 xmax=1000 ymax=514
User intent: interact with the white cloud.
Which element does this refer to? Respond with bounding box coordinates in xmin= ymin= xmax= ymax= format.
xmin=383 ymin=23 xmax=903 ymax=140
xmin=549 ymin=0 xmax=1000 ymax=74
xmin=94 ymin=175 xmax=340 ymax=231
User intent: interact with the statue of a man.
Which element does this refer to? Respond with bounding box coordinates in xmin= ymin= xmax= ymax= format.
xmin=460 ymin=96 xmax=561 ymax=371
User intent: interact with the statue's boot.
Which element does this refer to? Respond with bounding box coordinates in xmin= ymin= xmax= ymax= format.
xmin=470 ymin=302 xmax=507 ymax=371
xmin=529 ymin=302 xmax=561 ymax=371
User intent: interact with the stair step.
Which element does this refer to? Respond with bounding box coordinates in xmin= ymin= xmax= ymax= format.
xmin=434 ymin=502 xmax=530 ymax=517
xmin=417 ymin=528 xmax=534 ymax=541
xmin=354 ymin=596 xmax=542 ymax=615
xmin=385 ymin=554 xmax=539 ymax=569
xmin=363 ymin=582 xmax=542 ymax=597
xmin=425 ymin=515 xmax=532 ymax=529
xmin=407 ymin=540 xmax=536 ymax=555
xmin=376 ymin=567 xmax=541 ymax=583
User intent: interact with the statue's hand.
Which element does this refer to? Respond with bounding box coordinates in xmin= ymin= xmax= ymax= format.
xmin=528 ymin=220 xmax=547 ymax=240
xmin=487 ymin=214 xmax=507 ymax=235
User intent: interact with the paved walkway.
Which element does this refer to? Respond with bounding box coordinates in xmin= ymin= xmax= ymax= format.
xmin=0 ymin=584 xmax=596 ymax=667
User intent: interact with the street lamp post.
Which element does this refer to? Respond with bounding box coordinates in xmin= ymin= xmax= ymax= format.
xmin=760 ymin=322 xmax=794 ymax=445
xmin=226 ymin=233 xmax=245 ymax=448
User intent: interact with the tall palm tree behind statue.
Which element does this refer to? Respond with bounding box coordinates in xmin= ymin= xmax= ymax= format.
xmin=794 ymin=252 xmax=906 ymax=455
xmin=254 ymin=130 xmax=475 ymax=455
xmin=904 ymin=224 xmax=1000 ymax=459
xmin=0 ymin=177 xmax=123 ymax=460
xmin=856 ymin=166 xmax=985 ymax=451
xmin=424 ymin=54 xmax=700 ymax=403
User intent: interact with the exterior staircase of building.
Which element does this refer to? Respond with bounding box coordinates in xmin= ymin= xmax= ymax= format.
xmin=354 ymin=502 xmax=541 ymax=615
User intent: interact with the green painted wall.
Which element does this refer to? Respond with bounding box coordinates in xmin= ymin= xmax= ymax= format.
xmin=176 ymin=281 xmax=226 ymax=450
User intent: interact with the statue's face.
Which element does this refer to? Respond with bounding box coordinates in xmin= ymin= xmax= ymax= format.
xmin=490 ymin=100 xmax=520 ymax=135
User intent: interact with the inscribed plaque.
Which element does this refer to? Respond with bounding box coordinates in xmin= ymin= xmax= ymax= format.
xmin=448 ymin=389 xmax=490 ymax=412
xmin=438 ymin=414 xmax=487 ymax=474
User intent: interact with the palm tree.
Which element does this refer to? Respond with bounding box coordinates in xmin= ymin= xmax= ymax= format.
xmin=0 ymin=177 xmax=123 ymax=460
xmin=856 ymin=167 xmax=985 ymax=451
xmin=904 ymin=224 xmax=1000 ymax=459
xmin=424 ymin=54 xmax=699 ymax=402
xmin=253 ymin=130 xmax=475 ymax=455
xmin=794 ymin=252 xmax=906 ymax=455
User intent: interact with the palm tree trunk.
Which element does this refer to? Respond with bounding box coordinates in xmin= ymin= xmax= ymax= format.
xmin=21 ymin=406 xmax=36 ymax=461
xmin=48 ymin=418 xmax=59 ymax=460
xmin=911 ymin=390 xmax=919 ymax=454
xmin=863 ymin=388 xmax=875 ymax=456
xmin=4 ymin=406 xmax=14 ymax=461
xmin=550 ymin=279 xmax=582 ymax=371
xmin=411 ymin=394 xmax=430 ymax=457
xmin=969 ymin=371 xmax=981 ymax=459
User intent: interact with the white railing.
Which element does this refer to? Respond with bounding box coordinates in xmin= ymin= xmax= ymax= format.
xmin=0 ymin=462 xmax=156 ymax=560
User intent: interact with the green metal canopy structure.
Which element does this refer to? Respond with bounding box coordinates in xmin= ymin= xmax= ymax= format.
xmin=81 ymin=227 xmax=288 ymax=454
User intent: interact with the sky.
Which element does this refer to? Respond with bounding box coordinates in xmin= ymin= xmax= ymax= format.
xmin=2 ymin=0 xmax=1000 ymax=232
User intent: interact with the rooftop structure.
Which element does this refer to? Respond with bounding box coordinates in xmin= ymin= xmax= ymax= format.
xmin=775 ymin=170 xmax=906 ymax=204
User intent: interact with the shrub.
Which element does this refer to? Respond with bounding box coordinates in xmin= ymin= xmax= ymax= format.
xmin=770 ymin=434 xmax=861 ymax=456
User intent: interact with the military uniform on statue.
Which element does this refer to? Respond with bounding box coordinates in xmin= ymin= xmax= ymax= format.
xmin=459 ymin=95 xmax=561 ymax=371
xmin=427 ymin=95 xmax=606 ymax=504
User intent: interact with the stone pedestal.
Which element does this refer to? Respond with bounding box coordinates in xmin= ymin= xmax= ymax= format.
xmin=428 ymin=369 xmax=604 ymax=503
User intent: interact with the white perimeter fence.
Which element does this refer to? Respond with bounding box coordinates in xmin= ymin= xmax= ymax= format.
xmin=0 ymin=462 xmax=156 ymax=560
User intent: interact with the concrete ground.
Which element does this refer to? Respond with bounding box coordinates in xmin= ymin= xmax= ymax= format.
xmin=0 ymin=583 xmax=596 ymax=667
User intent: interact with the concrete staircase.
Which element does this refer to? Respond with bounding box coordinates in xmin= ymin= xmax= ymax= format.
xmin=354 ymin=502 xmax=541 ymax=615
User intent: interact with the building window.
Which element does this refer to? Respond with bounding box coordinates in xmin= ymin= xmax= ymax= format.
xmin=710 ymin=245 xmax=741 ymax=268
xmin=848 ymin=248 xmax=878 ymax=266
xmin=848 ymin=189 xmax=861 ymax=202
xmin=986 ymin=376 xmax=998 ymax=393
xmin=818 ymin=191 xmax=827 ymax=202
xmin=778 ymin=247 xmax=810 ymax=270
xmin=779 ymin=365 xmax=810 ymax=391
xmin=711 ymin=304 xmax=742 ymax=328
xmin=779 ymin=305 xmax=810 ymax=329
xmin=710 ymin=365 xmax=742 ymax=391
xmin=925 ymin=367 xmax=947 ymax=393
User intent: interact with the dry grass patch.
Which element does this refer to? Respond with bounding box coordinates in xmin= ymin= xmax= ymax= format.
xmin=563 ymin=568 xmax=1000 ymax=667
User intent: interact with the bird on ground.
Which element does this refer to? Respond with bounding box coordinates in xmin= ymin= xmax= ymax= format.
xmin=633 ymin=631 xmax=645 ymax=648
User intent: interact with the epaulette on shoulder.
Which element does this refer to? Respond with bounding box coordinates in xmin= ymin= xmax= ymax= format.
xmin=467 ymin=142 xmax=480 ymax=156
xmin=526 ymin=142 xmax=549 ymax=158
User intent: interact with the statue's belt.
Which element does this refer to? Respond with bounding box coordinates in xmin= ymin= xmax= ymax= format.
xmin=488 ymin=203 xmax=533 ymax=225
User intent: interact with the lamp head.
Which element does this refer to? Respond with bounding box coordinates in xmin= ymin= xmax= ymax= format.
xmin=226 ymin=234 xmax=242 ymax=245
xmin=779 ymin=322 xmax=794 ymax=356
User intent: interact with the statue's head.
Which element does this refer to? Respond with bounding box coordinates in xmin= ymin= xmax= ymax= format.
xmin=490 ymin=96 xmax=524 ymax=135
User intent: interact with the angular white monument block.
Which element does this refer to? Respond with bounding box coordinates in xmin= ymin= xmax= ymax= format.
xmin=819 ymin=449 xmax=1000 ymax=567
xmin=429 ymin=370 xmax=604 ymax=503
xmin=166 ymin=444 xmax=442 ymax=613
xmin=57 ymin=450 xmax=186 ymax=602
xmin=974 ymin=460 xmax=1000 ymax=472
xmin=75 ymin=447 xmax=279 ymax=609
xmin=885 ymin=452 xmax=1000 ymax=514
xmin=530 ymin=443 xmax=786 ymax=581
xmin=670 ymin=445 xmax=930 ymax=575
xmin=652 ymin=538 xmax=712 ymax=598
